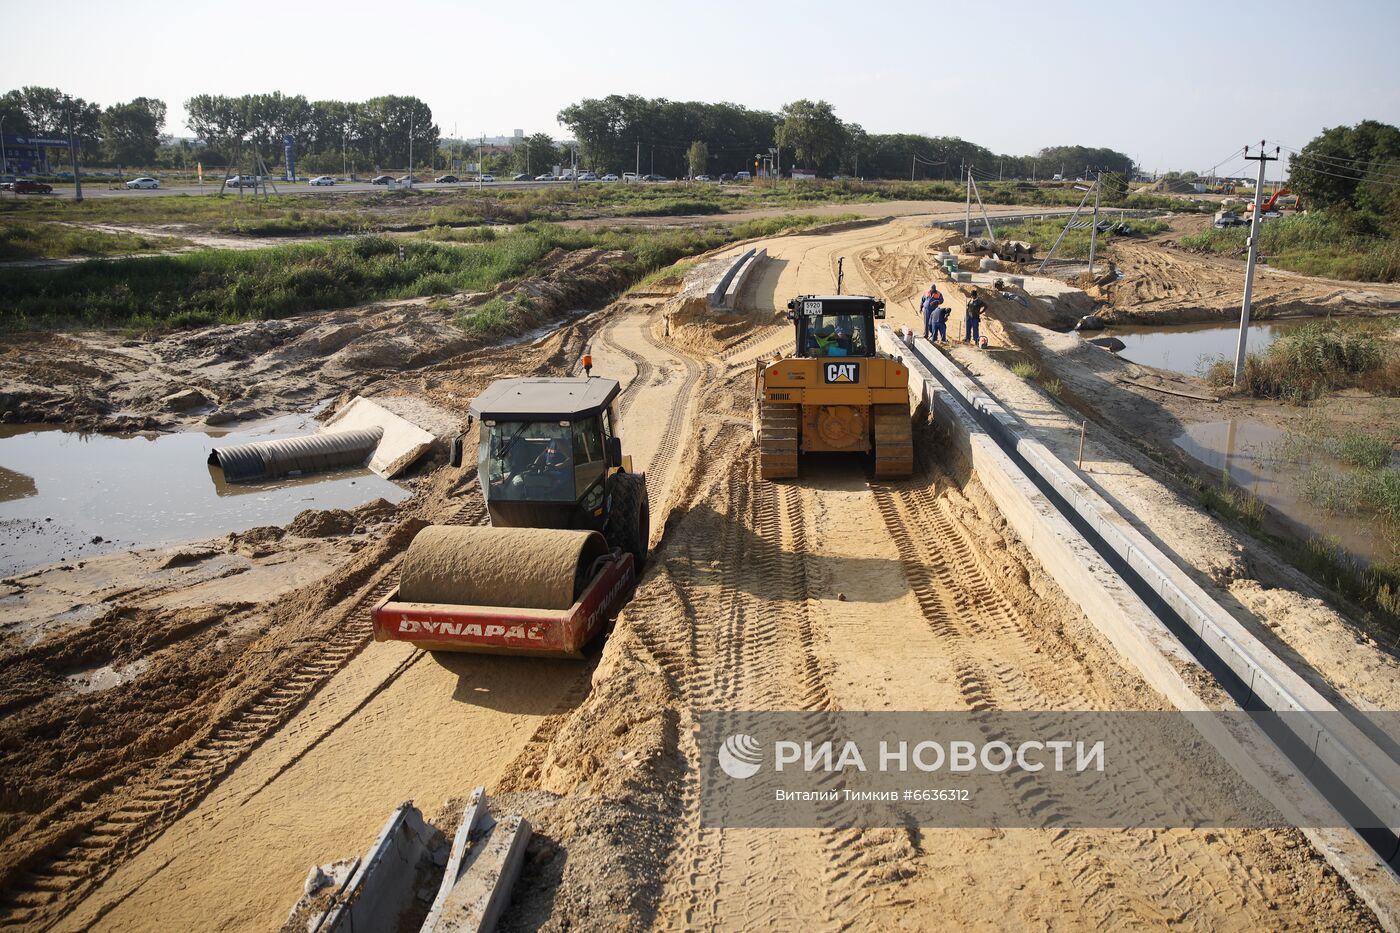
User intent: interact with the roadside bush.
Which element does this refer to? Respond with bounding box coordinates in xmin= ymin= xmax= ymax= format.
xmin=1210 ymin=323 xmax=1393 ymax=400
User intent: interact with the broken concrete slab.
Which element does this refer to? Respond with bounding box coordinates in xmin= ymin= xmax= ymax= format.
xmin=323 ymin=395 xmax=459 ymax=478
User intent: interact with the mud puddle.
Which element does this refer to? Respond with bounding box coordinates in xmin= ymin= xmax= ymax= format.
xmin=0 ymin=412 xmax=410 ymax=576
xmin=1106 ymin=319 xmax=1305 ymax=375
xmin=1175 ymin=418 xmax=1387 ymax=564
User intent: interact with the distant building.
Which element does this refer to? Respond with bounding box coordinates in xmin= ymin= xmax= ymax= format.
xmin=791 ymin=167 xmax=818 ymax=182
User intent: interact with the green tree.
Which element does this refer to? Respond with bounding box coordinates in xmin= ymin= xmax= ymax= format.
xmin=100 ymin=97 xmax=167 ymax=168
xmin=514 ymin=133 xmax=561 ymax=175
xmin=1288 ymin=121 xmax=1400 ymax=212
xmin=774 ymin=99 xmax=846 ymax=172
xmin=687 ymin=140 xmax=709 ymax=178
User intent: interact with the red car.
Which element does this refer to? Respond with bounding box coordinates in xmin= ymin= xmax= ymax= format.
xmin=11 ymin=179 xmax=53 ymax=194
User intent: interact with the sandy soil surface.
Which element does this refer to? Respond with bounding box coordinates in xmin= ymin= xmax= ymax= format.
xmin=1089 ymin=215 xmax=1400 ymax=323
xmin=0 ymin=220 xmax=1389 ymax=929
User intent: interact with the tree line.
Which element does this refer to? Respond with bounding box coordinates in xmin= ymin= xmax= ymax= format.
xmin=558 ymin=95 xmax=1136 ymax=180
xmin=1 ymin=85 xmax=1137 ymax=181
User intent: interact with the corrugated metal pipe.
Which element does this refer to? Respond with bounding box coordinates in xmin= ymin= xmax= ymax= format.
xmin=208 ymin=427 xmax=384 ymax=483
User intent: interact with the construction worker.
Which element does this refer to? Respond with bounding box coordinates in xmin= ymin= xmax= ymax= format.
xmin=964 ymin=290 xmax=986 ymax=345
xmin=920 ymin=285 xmax=945 ymax=341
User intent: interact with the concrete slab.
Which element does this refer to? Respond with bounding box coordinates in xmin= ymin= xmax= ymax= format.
xmin=323 ymin=396 xmax=453 ymax=478
xmin=430 ymin=813 xmax=532 ymax=933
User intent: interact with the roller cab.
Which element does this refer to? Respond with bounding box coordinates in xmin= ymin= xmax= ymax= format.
xmin=374 ymin=373 xmax=649 ymax=658
xmin=755 ymin=295 xmax=914 ymax=480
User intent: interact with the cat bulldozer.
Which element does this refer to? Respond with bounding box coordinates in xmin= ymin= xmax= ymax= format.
xmin=754 ymin=294 xmax=913 ymax=480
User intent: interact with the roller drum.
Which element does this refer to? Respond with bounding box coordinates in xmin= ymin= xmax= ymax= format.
xmin=399 ymin=526 xmax=609 ymax=611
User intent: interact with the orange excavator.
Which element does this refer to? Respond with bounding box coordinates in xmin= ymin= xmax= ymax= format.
xmin=1245 ymin=188 xmax=1299 ymax=213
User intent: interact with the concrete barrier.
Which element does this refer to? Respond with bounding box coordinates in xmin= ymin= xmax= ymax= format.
xmin=884 ymin=325 xmax=1400 ymax=862
xmin=709 ymin=248 xmax=756 ymax=309
xmin=721 ymin=247 xmax=766 ymax=310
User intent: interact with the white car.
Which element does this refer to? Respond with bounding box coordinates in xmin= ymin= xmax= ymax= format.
xmin=601 ymin=173 xmax=619 ymax=181
xmin=125 ymin=177 xmax=159 ymax=189
xmin=535 ymin=173 xmax=556 ymax=181
xmin=578 ymin=172 xmax=598 ymax=181
xmin=309 ymin=175 xmax=336 ymax=186
xmin=479 ymin=174 xmax=495 ymax=183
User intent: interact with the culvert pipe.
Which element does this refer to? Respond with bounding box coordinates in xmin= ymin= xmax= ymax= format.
xmin=208 ymin=427 xmax=384 ymax=483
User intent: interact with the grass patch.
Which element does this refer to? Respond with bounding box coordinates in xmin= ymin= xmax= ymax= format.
xmin=1011 ymin=362 xmax=1039 ymax=379
xmin=1332 ymin=431 xmax=1395 ymax=470
xmin=991 ymin=217 xmax=1169 ymax=260
xmin=1180 ymin=212 xmax=1400 ymax=282
xmin=0 ymin=222 xmax=186 ymax=260
xmin=629 ymin=259 xmax=698 ymax=292
xmin=0 ymin=214 xmax=854 ymax=333
xmin=1207 ymin=322 xmax=1399 ymax=401
xmin=1190 ymin=477 xmax=1266 ymax=531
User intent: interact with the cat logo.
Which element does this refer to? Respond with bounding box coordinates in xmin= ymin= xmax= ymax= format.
xmin=824 ymin=362 xmax=859 ymax=384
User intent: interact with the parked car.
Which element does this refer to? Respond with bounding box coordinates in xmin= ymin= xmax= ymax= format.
xmin=11 ymin=179 xmax=53 ymax=194
xmin=720 ymin=173 xmax=734 ymax=182
xmin=601 ymin=173 xmax=619 ymax=182
xmin=512 ymin=173 xmax=531 ymax=181
xmin=398 ymin=175 xmax=420 ymax=184
xmin=371 ymin=175 xmax=393 ymax=185
xmin=577 ymin=172 xmax=598 ymax=181
xmin=693 ymin=174 xmax=712 ymax=182
xmin=224 ymin=174 xmax=261 ymax=188
xmin=479 ymin=174 xmax=495 ymax=183
xmin=734 ymin=171 xmax=751 ymax=181
xmin=535 ymin=173 xmax=556 ymax=181
xmin=124 ymin=176 xmax=160 ymax=189
xmin=0 ymin=174 xmax=15 ymax=190
xmin=308 ymin=175 xmax=336 ymax=186
xmin=435 ymin=174 xmax=458 ymax=184
xmin=641 ymin=174 xmax=667 ymax=182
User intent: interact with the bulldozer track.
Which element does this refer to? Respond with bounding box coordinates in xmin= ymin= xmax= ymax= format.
xmin=634 ymin=321 xmax=702 ymax=509
xmin=715 ymin=324 xmax=784 ymax=361
xmin=866 ymin=478 xmax=1271 ymax=928
xmin=594 ymin=318 xmax=654 ymax=418
xmin=0 ymin=487 xmax=489 ymax=931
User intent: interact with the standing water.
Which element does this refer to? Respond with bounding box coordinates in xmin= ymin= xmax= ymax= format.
xmin=1106 ymin=319 xmax=1306 ymax=376
xmin=1175 ymin=418 xmax=1389 ymax=565
xmin=0 ymin=411 xmax=411 ymax=576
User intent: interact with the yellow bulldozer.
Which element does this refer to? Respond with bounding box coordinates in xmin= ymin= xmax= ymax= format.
xmin=754 ymin=294 xmax=913 ymax=480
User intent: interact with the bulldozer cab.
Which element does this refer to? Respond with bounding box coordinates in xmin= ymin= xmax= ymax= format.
xmin=787 ymin=295 xmax=884 ymax=359
xmin=470 ymin=377 xmax=623 ymax=531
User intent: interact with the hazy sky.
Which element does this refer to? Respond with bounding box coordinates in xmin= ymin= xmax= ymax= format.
xmin=6 ymin=0 xmax=1398 ymax=174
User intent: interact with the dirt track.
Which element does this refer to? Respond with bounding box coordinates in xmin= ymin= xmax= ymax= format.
xmin=1 ymin=215 xmax=1390 ymax=929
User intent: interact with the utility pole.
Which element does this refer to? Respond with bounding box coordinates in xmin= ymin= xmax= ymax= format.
xmin=1232 ymin=141 xmax=1280 ymax=386
xmin=650 ymin=145 xmax=654 ymax=177
xmin=911 ymin=154 xmax=916 ymax=182
xmin=999 ymin=159 xmax=1003 ymax=181
xmin=408 ymin=110 xmax=414 ymax=178
xmin=1087 ymin=172 xmax=1102 ymax=274
xmin=0 ymin=116 xmax=7 ymax=175
xmin=964 ymin=167 xmax=972 ymax=237
xmin=478 ymin=134 xmax=484 ymax=189
xmin=65 ymin=98 xmax=82 ymax=202
xmin=635 ymin=140 xmax=640 ymax=182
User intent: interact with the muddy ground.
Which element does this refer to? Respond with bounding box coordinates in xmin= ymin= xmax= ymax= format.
xmin=0 ymin=246 xmax=629 ymax=432
xmin=2 ymin=213 xmax=1399 ymax=929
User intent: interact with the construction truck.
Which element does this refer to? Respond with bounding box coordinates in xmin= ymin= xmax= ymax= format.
xmin=754 ymin=294 xmax=914 ymax=480
xmin=373 ymin=365 xmax=647 ymax=657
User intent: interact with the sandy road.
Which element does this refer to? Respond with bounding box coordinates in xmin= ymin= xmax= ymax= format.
xmin=610 ymin=221 xmax=1373 ymax=929
xmin=8 ymin=218 xmax=1379 ymax=929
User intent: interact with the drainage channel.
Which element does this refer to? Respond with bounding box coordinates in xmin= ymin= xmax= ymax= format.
xmin=891 ymin=327 xmax=1400 ymax=870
